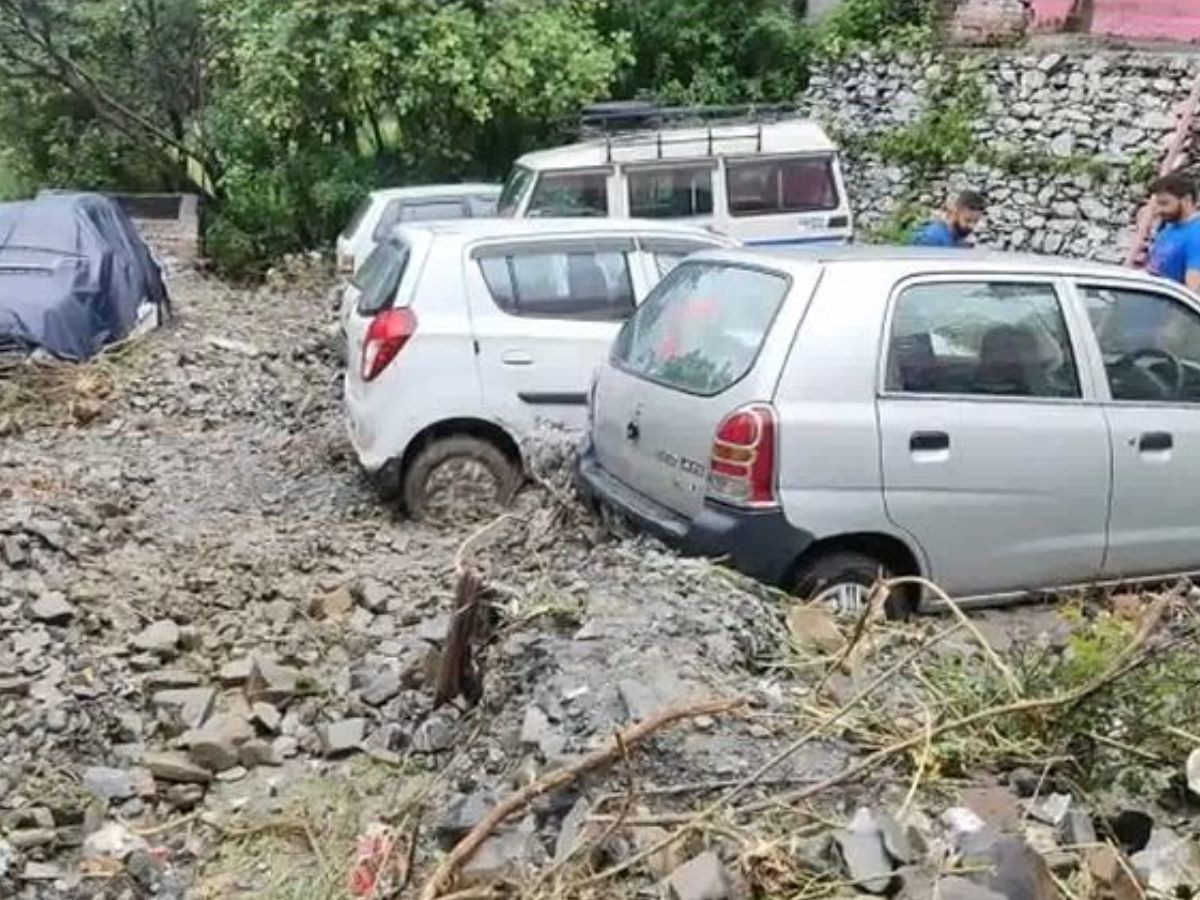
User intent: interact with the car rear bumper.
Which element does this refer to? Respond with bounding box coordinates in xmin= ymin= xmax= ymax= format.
xmin=576 ymin=447 xmax=813 ymax=587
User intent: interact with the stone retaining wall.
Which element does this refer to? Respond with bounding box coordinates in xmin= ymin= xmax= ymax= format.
xmin=801 ymin=48 xmax=1200 ymax=261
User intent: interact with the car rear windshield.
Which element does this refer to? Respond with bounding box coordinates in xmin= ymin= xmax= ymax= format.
xmin=352 ymin=239 xmax=411 ymax=316
xmin=613 ymin=262 xmax=790 ymax=396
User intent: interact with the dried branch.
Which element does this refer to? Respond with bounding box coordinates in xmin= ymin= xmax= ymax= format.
xmin=418 ymin=697 xmax=743 ymax=900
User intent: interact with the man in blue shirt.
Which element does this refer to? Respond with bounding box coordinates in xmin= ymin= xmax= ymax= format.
xmin=909 ymin=190 xmax=986 ymax=247
xmin=1147 ymin=173 xmax=1200 ymax=292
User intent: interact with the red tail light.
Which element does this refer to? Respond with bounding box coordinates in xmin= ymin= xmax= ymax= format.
xmin=361 ymin=308 xmax=417 ymax=382
xmin=707 ymin=404 xmax=778 ymax=507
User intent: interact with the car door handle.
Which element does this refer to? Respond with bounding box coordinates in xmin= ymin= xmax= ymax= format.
xmin=910 ymin=431 xmax=950 ymax=452
xmin=1138 ymin=431 xmax=1173 ymax=452
xmin=501 ymin=350 xmax=534 ymax=366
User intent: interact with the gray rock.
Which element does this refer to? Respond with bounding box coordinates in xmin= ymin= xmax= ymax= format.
xmin=6 ymin=829 xmax=55 ymax=850
xmin=20 ymin=861 xmax=62 ymax=881
xmin=1 ymin=536 xmax=27 ymax=569
xmin=667 ymin=851 xmax=734 ymax=900
xmin=187 ymin=715 xmax=256 ymax=772
xmin=459 ymin=823 xmax=537 ymax=887
xmin=318 ymin=718 xmax=365 ymax=756
xmin=142 ymin=751 xmax=212 ymax=784
xmin=1132 ymin=827 xmax=1200 ymax=895
xmin=152 ymin=687 xmax=216 ymax=732
xmin=1187 ymin=747 xmax=1200 ymax=798
xmin=878 ymin=811 xmax=918 ymax=865
xmin=361 ymin=668 xmax=401 ymax=707
xmin=834 ymin=809 xmax=895 ymax=895
xmin=132 ymin=619 xmax=180 ymax=654
xmin=1049 ymin=132 xmax=1076 ymax=157
xmin=83 ymin=767 xmax=137 ymax=802
xmin=520 ymin=705 xmax=553 ymax=747
xmin=27 ymin=592 xmax=74 ymax=625
xmin=554 ymin=797 xmax=592 ymax=864
xmin=1059 ymin=810 xmax=1097 ymax=847
xmin=0 ymin=837 xmax=11 ymax=879
xmin=1030 ymin=792 xmax=1072 ymax=827
xmin=218 ymin=657 xmax=254 ymax=686
xmin=437 ymin=790 xmax=497 ymax=848
xmin=936 ymin=876 xmax=1007 ymax=900
xmin=412 ymin=713 xmax=457 ymax=753
xmin=246 ymin=656 xmax=301 ymax=703
xmin=238 ymin=738 xmax=281 ymax=768
xmin=355 ymin=579 xmax=391 ymax=613
xmin=250 ymin=701 xmax=282 ymax=733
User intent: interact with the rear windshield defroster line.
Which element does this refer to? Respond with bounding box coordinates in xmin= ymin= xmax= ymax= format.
xmin=612 ymin=261 xmax=791 ymax=398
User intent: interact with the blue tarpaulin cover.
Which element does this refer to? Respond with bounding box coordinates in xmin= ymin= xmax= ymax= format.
xmin=0 ymin=193 xmax=169 ymax=360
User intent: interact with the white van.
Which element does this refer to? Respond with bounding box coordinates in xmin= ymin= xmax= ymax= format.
xmin=497 ymin=108 xmax=853 ymax=247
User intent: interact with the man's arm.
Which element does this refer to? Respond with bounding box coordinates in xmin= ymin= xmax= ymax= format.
xmin=1185 ymin=228 xmax=1200 ymax=292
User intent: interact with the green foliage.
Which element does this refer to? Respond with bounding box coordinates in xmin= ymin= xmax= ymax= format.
xmin=874 ymin=71 xmax=983 ymax=176
xmin=816 ymin=0 xmax=935 ymax=59
xmin=864 ymin=197 xmax=926 ymax=245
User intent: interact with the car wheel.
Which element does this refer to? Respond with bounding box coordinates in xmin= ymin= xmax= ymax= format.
xmin=402 ymin=436 xmax=521 ymax=524
xmin=792 ymin=551 xmax=911 ymax=619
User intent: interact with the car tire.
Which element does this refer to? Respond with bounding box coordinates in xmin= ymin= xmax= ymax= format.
xmin=792 ymin=551 xmax=912 ymax=620
xmin=402 ymin=436 xmax=522 ymax=523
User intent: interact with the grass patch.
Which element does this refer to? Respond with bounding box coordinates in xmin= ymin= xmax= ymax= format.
xmin=196 ymin=758 xmax=427 ymax=900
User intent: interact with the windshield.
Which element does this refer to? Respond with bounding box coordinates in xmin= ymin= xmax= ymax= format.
xmin=613 ymin=262 xmax=790 ymax=396
xmin=497 ymin=166 xmax=535 ymax=217
xmin=351 ymin=239 xmax=411 ymax=315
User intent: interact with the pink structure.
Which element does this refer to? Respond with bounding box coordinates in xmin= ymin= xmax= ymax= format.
xmin=1031 ymin=0 xmax=1200 ymax=41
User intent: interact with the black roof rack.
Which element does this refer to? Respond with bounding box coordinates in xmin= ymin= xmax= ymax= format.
xmin=578 ymin=102 xmax=802 ymax=163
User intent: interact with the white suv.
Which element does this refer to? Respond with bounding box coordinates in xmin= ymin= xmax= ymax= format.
xmin=579 ymin=246 xmax=1200 ymax=613
xmin=343 ymin=218 xmax=733 ymax=516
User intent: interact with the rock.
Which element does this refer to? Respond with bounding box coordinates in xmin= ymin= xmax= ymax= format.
xmin=188 ymin=714 xmax=256 ymax=772
xmin=878 ymin=811 xmax=918 ymax=865
xmin=437 ymin=791 xmax=497 ymax=848
xmin=667 ymin=851 xmax=734 ymax=900
xmin=152 ymin=686 xmax=216 ymax=731
xmin=83 ymin=822 xmax=148 ymax=861
xmin=316 ymin=586 xmax=355 ymax=619
xmin=250 ymin=701 xmax=282 ymax=733
xmin=218 ymin=657 xmax=254 ymax=686
xmin=2 ymin=536 xmax=27 ymax=568
xmin=1088 ymin=846 xmax=1142 ymax=900
xmin=1132 ymin=827 xmax=1200 ymax=895
xmin=82 ymin=767 xmax=137 ymax=802
xmin=1079 ymin=197 xmax=1109 ymax=222
xmin=553 ymin=798 xmax=592 ymax=864
xmin=6 ymin=829 xmax=55 ymax=850
xmin=27 ymin=592 xmax=74 ymax=625
xmin=0 ymin=837 xmax=11 ymax=878
xmin=144 ymin=669 xmax=203 ymax=690
xmin=787 ymin=605 xmax=845 ymax=654
xmin=834 ymin=809 xmax=895 ymax=895
xmin=361 ymin=668 xmax=401 ymax=707
xmin=936 ymin=876 xmax=1006 ymax=900
xmin=1059 ymin=810 xmax=1096 ymax=847
xmin=355 ymin=579 xmax=391 ymax=613
xmin=132 ymin=619 xmax=180 ymax=654
xmin=412 ymin=713 xmax=457 ymax=753
xmin=520 ymin=705 xmax=553 ymax=747
xmin=165 ymin=784 xmax=205 ymax=808
xmin=960 ymin=834 xmax=1059 ymax=900
xmin=1029 ymin=792 xmax=1071 ymax=827
xmin=246 ymin=657 xmax=301 ymax=703
xmin=459 ymin=824 xmax=536 ymax=887
xmin=239 ymin=739 xmax=281 ymax=768
xmin=318 ymin=718 xmax=365 ymax=756
xmin=142 ymin=751 xmax=212 ymax=784
xmin=20 ymin=862 xmax=61 ymax=881
xmin=618 ymin=667 xmax=701 ymax=722
xmin=962 ymin=787 xmax=1021 ymax=832
xmin=1187 ymin=748 xmax=1200 ymax=799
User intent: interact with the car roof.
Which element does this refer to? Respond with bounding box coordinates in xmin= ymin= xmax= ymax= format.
xmin=694 ymin=243 xmax=1155 ymax=282
xmin=394 ymin=217 xmax=733 ymax=243
xmin=369 ymin=183 xmax=499 ymax=201
xmin=516 ymin=119 xmax=836 ymax=171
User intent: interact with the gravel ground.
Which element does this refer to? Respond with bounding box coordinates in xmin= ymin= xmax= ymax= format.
xmin=2 ymin=261 xmax=1197 ymax=900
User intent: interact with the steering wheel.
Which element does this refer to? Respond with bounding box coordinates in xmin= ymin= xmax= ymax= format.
xmin=1116 ymin=347 xmax=1185 ymax=399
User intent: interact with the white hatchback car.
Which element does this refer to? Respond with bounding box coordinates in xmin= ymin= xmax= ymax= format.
xmin=343 ymin=218 xmax=733 ymax=516
xmin=336 ymin=184 xmax=500 ymax=274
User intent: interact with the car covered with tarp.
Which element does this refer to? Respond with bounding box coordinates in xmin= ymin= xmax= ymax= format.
xmin=0 ymin=192 xmax=169 ymax=362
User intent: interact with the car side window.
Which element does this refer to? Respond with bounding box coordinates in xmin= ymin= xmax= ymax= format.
xmin=527 ymin=171 xmax=609 ymax=218
xmin=400 ymin=200 xmax=468 ymax=222
xmin=887 ymin=281 xmax=1081 ymax=399
xmin=478 ymin=249 xmax=634 ymax=321
xmin=627 ymin=166 xmax=714 ymax=219
xmin=1079 ymin=284 xmax=1200 ymax=403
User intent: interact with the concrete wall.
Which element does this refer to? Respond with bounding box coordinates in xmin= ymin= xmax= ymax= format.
xmin=1031 ymin=0 xmax=1200 ymax=41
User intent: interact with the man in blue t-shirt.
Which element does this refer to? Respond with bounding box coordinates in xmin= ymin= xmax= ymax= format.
xmin=1147 ymin=173 xmax=1200 ymax=292
xmin=909 ymin=190 xmax=986 ymax=248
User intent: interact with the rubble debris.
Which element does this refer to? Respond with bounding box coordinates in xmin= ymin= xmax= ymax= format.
xmin=936 ymin=876 xmax=1007 ymax=900
xmin=318 ymin=718 xmax=365 ymax=757
xmin=786 ymin=604 xmax=845 ymax=655
xmin=27 ymin=592 xmax=75 ymax=625
xmin=142 ymin=751 xmax=212 ymax=784
xmin=1029 ymin=792 xmax=1072 ymax=828
xmin=187 ymin=714 xmax=256 ymax=772
xmin=667 ymin=851 xmax=736 ymax=900
xmin=834 ymin=808 xmax=895 ymax=895
xmin=82 ymin=767 xmax=139 ymax=803
xmin=246 ymin=656 xmax=301 ymax=704
xmin=132 ymin=619 xmax=180 ymax=655
xmin=152 ymin=686 xmax=216 ymax=732
xmin=1132 ymin=827 xmax=1200 ymax=895
xmin=1088 ymin=845 xmax=1142 ymax=900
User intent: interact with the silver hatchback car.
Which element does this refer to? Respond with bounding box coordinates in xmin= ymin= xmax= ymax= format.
xmin=578 ymin=246 xmax=1200 ymax=614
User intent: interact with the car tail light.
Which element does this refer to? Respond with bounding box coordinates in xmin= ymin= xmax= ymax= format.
xmin=361 ymin=308 xmax=417 ymax=382
xmin=707 ymin=404 xmax=778 ymax=507
xmin=338 ymin=253 xmax=355 ymax=274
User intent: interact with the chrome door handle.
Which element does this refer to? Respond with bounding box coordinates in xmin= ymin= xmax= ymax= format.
xmin=501 ymin=350 xmax=534 ymax=366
